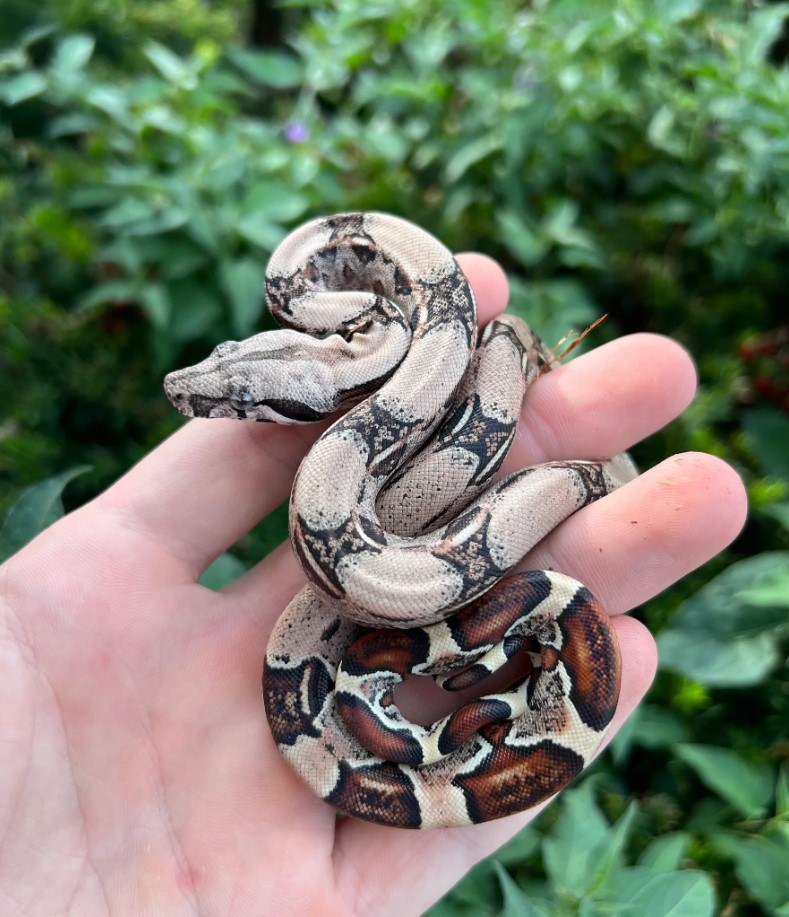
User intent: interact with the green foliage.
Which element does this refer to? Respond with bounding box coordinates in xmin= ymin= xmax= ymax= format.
xmin=0 ymin=0 xmax=250 ymax=62
xmin=0 ymin=466 xmax=89 ymax=561
xmin=2 ymin=0 xmax=789 ymax=913
xmin=657 ymin=552 xmax=789 ymax=687
xmin=675 ymin=745 xmax=774 ymax=819
xmin=432 ymin=782 xmax=717 ymax=916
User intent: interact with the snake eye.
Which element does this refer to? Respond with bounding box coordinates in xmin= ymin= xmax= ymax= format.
xmin=230 ymin=391 xmax=255 ymax=411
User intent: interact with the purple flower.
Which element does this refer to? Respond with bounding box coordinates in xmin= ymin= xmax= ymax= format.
xmin=284 ymin=122 xmax=309 ymax=144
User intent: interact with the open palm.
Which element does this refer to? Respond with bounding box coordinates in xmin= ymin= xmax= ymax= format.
xmin=0 ymin=254 xmax=746 ymax=916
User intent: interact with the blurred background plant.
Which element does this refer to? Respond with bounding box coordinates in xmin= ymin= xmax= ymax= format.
xmin=1 ymin=0 xmax=788 ymax=913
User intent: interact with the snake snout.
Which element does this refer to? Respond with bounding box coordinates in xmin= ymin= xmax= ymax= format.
xmin=163 ymin=372 xmax=196 ymax=417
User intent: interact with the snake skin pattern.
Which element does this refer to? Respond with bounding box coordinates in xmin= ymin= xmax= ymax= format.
xmin=164 ymin=212 xmax=636 ymax=829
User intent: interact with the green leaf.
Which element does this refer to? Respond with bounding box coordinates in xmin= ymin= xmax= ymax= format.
xmin=595 ymin=802 xmax=638 ymax=881
xmin=445 ymin=134 xmax=503 ymax=183
xmin=20 ymin=24 xmax=56 ymax=49
xmin=777 ymin=764 xmax=789 ymax=818
xmin=742 ymin=409 xmax=789 ymax=481
xmin=497 ymin=211 xmax=548 ymax=268
xmin=140 ymin=105 xmax=187 ymax=136
xmin=493 ymin=861 xmax=549 ymax=916
xmin=647 ymin=106 xmax=676 ymax=152
xmin=101 ymin=198 xmax=156 ymax=229
xmin=657 ymin=553 xmax=789 ymax=686
xmin=241 ymin=182 xmax=310 ymax=223
xmin=228 ymin=49 xmax=304 ymax=88
xmin=99 ymin=196 xmax=189 ymax=237
xmin=0 ymin=468 xmax=91 ymax=562
xmin=0 ymin=71 xmax=46 ymax=105
xmin=612 ymin=704 xmax=688 ymax=761
xmin=220 ymin=257 xmax=265 ymax=337
xmin=743 ymin=5 xmax=789 ymax=66
xmin=740 ymin=568 xmax=789 ymax=608
xmin=660 ymin=0 xmax=702 ymax=24
xmin=541 ymin=199 xmax=580 ymax=245
xmin=730 ymin=833 xmax=789 ymax=911
xmin=236 ymin=215 xmax=286 ymax=251
xmin=186 ymin=211 xmax=223 ymax=254
xmin=620 ymin=870 xmax=715 ymax=917
xmin=138 ymin=283 xmax=171 ymax=330
xmin=143 ymin=41 xmax=195 ymax=88
xmin=123 ymin=208 xmax=189 ymax=237
xmin=657 ymin=629 xmax=778 ymax=687
xmin=676 ymin=745 xmax=774 ymax=818
xmin=48 ymin=112 xmax=98 ymax=137
xmin=542 ymin=782 xmax=611 ymax=897
xmin=764 ymin=500 xmax=789 ymax=532
xmin=78 ymin=278 xmax=168 ymax=329
xmin=578 ymin=902 xmax=606 ymax=917
xmin=199 ymin=553 xmax=247 ymax=590
xmin=52 ymin=35 xmax=95 ymax=72
xmin=598 ymin=865 xmax=661 ymax=905
xmin=639 ymin=833 xmax=691 ymax=873
xmin=683 ymin=553 xmax=789 ymax=636
xmin=77 ymin=280 xmax=140 ymax=312
xmin=85 ymin=84 xmax=130 ymax=125
xmin=0 ymin=48 xmax=27 ymax=71
xmin=685 ymin=217 xmax=719 ymax=247
xmin=168 ymin=278 xmax=222 ymax=343
xmin=156 ymin=239 xmax=209 ymax=280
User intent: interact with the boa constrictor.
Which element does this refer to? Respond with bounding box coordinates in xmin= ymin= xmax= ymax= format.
xmin=164 ymin=212 xmax=636 ymax=829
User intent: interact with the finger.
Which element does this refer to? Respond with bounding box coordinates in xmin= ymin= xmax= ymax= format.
xmin=503 ymin=332 xmax=697 ymax=470
xmin=457 ymin=252 xmax=511 ymax=324
xmin=332 ymin=616 xmax=657 ymax=917
xmin=522 ymin=452 xmax=748 ymax=615
xmin=92 ymin=255 xmax=510 ymax=577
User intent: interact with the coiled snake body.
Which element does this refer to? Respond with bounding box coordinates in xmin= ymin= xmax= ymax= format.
xmin=165 ymin=212 xmax=636 ymax=829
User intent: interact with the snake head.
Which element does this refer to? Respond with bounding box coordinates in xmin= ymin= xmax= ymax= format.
xmin=163 ymin=331 xmax=341 ymax=423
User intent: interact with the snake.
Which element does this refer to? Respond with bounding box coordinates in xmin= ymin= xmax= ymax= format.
xmin=164 ymin=211 xmax=636 ymax=829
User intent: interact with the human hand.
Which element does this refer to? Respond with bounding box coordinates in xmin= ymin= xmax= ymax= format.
xmin=0 ymin=254 xmax=747 ymax=916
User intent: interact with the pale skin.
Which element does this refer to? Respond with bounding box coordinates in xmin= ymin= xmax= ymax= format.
xmin=0 ymin=254 xmax=747 ymax=916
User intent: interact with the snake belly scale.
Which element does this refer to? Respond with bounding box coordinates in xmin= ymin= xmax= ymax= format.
xmin=164 ymin=212 xmax=635 ymax=829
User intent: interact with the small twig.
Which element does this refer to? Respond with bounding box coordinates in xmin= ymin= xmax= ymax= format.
xmin=539 ymin=314 xmax=608 ymax=375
